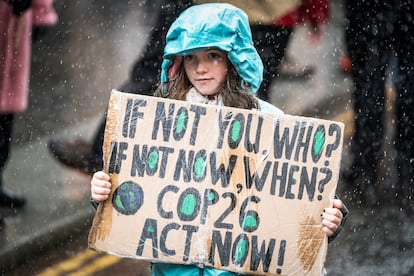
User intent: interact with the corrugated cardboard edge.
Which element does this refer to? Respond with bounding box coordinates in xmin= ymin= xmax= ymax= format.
xmin=88 ymin=90 xmax=120 ymax=249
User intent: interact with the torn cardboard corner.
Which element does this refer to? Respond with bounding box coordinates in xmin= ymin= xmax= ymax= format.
xmin=88 ymin=89 xmax=344 ymax=275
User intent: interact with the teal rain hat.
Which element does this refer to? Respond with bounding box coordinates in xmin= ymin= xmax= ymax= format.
xmin=160 ymin=3 xmax=263 ymax=94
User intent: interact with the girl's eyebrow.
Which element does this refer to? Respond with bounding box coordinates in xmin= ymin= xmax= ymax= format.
xmin=205 ymin=48 xmax=220 ymax=52
xmin=206 ymin=49 xmax=226 ymax=56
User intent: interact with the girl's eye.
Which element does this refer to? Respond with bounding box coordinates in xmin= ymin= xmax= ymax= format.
xmin=184 ymin=55 xmax=194 ymax=62
xmin=209 ymin=52 xmax=222 ymax=59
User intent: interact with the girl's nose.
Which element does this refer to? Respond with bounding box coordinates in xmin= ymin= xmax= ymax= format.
xmin=195 ymin=60 xmax=208 ymax=73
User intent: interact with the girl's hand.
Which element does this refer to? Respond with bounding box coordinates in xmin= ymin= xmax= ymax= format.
xmin=321 ymin=199 xmax=344 ymax=237
xmin=91 ymin=171 xmax=112 ymax=202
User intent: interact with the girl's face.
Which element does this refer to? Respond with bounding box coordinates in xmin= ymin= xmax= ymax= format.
xmin=183 ymin=49 xmax=229 ymax=96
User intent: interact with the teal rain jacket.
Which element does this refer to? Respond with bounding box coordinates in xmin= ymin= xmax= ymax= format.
xmin=154 ymin=3 xmax=283 ymax=276
xmin=161 ymin=3 xmax=263 ymax=94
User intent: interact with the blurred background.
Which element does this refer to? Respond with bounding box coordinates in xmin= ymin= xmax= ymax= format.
xmin=1 ymin=0 xmax=413 ymax=275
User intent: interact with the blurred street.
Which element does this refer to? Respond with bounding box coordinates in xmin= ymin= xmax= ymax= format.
xmin=1 ymin=0 xmax=413 ymax=275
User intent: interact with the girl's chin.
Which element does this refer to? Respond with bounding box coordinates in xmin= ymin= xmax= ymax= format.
xmin=197 ymin=89 xmax=217 ymax=96
xmin=199 ymin=92 xmax=215 ymax=96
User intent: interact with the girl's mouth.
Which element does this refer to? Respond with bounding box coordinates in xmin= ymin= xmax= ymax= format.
xmin=196 ymin=78 xmax=212 ymax=83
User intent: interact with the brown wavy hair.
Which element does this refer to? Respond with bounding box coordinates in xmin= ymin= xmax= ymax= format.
xmin=154 ymin=63 xmax=258 ymax=110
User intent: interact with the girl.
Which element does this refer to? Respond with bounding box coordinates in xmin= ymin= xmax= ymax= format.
xmin=91 ymin=3 xmax=345 ymax=275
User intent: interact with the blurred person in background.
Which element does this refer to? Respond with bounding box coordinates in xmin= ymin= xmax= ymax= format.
xmin=342 ymin=0 xmax=414 ymax=211
xmin=0 ymin=0 xmax=57 ymax=208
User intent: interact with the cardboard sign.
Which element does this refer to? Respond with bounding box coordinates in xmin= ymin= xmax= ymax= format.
xmin=88 ymin=90 xmax=344 ymax=275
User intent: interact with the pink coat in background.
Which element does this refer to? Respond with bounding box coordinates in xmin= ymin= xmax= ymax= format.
xmin=0 ymin=0 xmax=58 ymax=114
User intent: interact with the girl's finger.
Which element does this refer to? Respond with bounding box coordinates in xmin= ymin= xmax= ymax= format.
xmin=94 ymin=171 xmax=110 ymax=181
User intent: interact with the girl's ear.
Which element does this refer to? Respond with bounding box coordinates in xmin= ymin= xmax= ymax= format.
xmin=168 ymin=56 xmax=183 ymax=80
